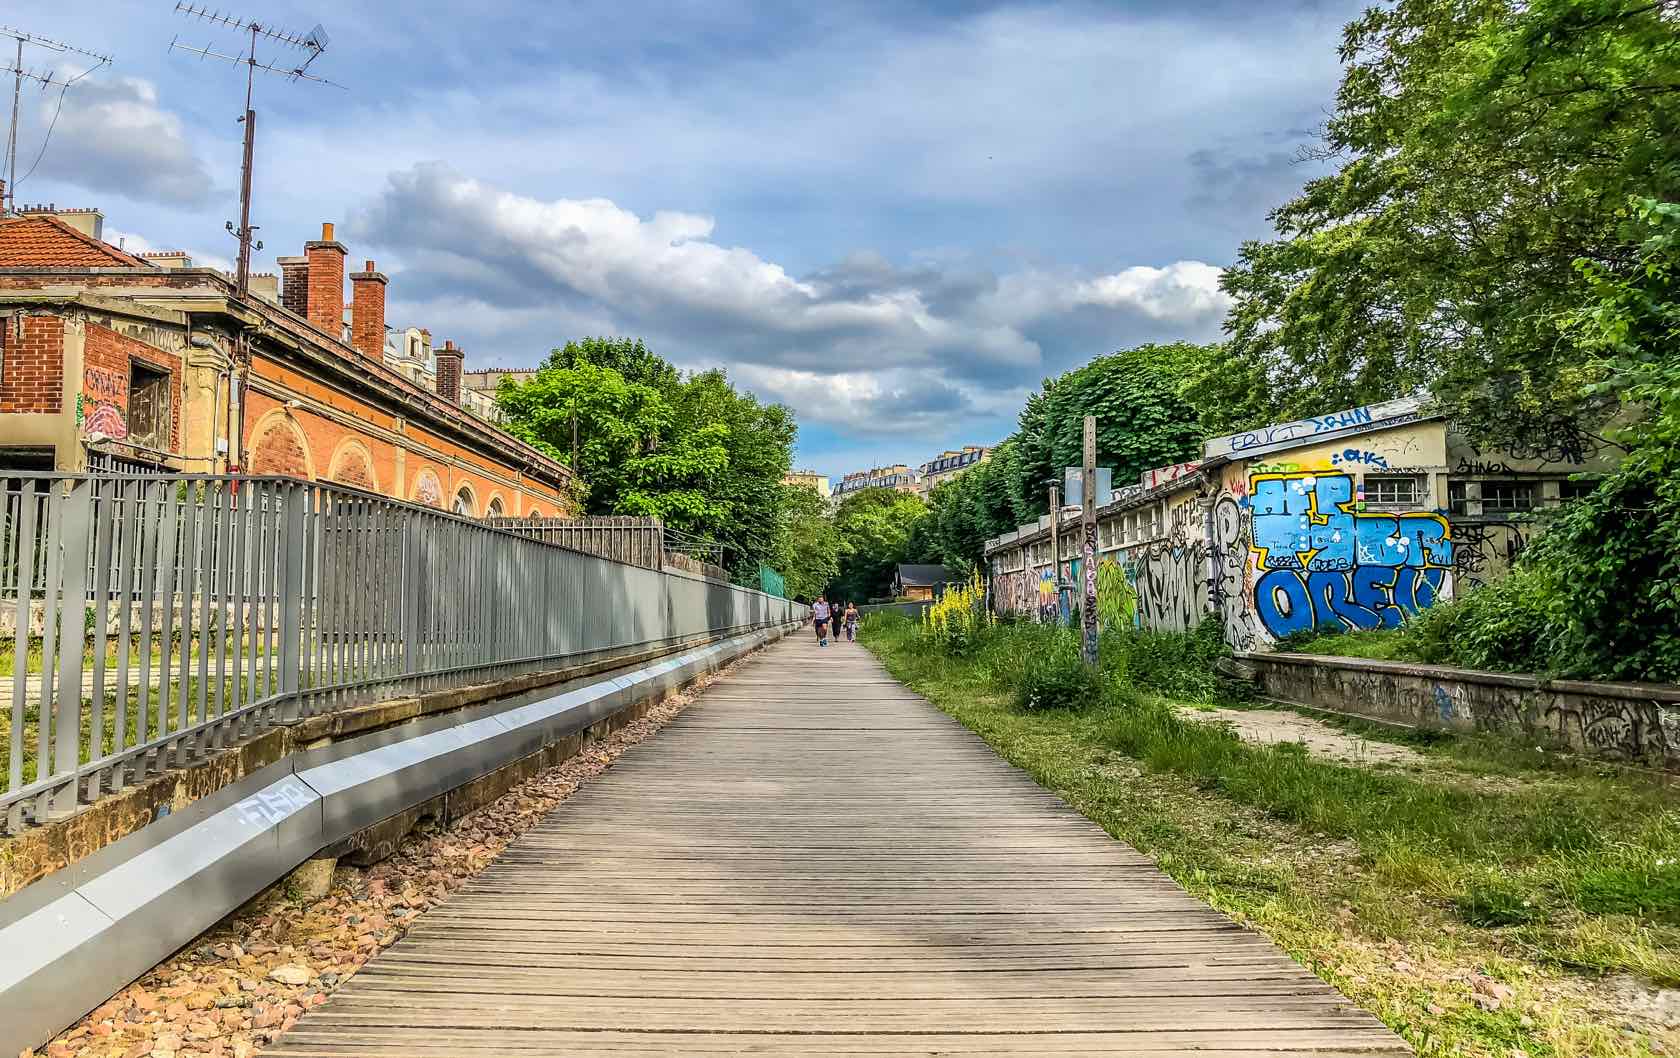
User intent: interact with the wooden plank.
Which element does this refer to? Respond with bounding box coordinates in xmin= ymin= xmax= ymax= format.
xmin=267 ymin=636 xmax=1409 ymax=1056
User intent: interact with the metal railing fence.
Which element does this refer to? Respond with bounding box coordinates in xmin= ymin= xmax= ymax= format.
xmin=0 ymin=474 xmax=801 ymax=832
xmin=486 ymin=515 xmax=664 ymax=569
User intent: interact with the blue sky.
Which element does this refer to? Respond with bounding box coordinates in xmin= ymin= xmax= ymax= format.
xmin=14 ymin=0 xmax=1363 ymax=479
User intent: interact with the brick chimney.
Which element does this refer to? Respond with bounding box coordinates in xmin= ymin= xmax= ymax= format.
xmin=278 ymin=256 xmax=308 ymax=316
xmin=349 ymin=259 xmax=387 ymax=360
xmin=435 ymin=340 xmax=464 ymax=403
xmin=304 ymin=222 xmax=347 ymax=339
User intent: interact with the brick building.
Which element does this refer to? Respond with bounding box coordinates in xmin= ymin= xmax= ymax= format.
xmin=0 ymin=208 xmax=577 ymax=518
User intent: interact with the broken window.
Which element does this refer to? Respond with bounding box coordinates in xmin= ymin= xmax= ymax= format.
xmin=127 ymin=361 xmax=172 ymax=451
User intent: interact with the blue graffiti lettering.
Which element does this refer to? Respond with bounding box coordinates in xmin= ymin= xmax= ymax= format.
xmin=1312 ymin=406 xmax=1374 ymax=433
xmin=1330 ymin=448 xmax=1389 ymax=469
xmin=1250 ymin=471 xmax=1452 ymax=639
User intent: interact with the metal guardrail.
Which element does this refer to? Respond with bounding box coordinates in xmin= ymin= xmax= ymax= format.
xmin=485 ymin=515 xmax=664 ymax=569
xmin=0 ymin=474 xmax=801 ymax=833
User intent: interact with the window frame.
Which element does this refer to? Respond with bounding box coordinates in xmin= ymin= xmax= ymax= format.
xmin=1364 ymin=474 xmax=1423 ymax=509
xmin=1481 ymin=480 xmax=1538 ymax=513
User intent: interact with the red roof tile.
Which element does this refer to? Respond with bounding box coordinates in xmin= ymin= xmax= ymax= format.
xmin=0 ymin=215 xmax=151 ymax=268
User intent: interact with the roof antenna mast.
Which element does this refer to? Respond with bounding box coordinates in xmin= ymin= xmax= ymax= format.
xmin=0 ymin=25 xmax=113 ymax=216
xmin=169 ymin=2 xmax=341 ymax=299
xmin=169 ymin=2 xmax=342 ymax=478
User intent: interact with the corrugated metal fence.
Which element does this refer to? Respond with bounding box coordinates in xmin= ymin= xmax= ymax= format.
xmin=0 ymin=474 xmax=801 ymax=833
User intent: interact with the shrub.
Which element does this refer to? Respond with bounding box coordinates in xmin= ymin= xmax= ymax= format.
xmin=1103 ymin=619 xmax=1241 ymax=704
xmin=923 ymin=572 xmax=990 ymax=656
xmin=1404 ymin=564 xmax=1559 ymax=675
xmin=1015 ymin=635 xmax=1102 ymax=711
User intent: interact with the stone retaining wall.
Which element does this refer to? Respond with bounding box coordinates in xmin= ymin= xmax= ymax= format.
xmin=1239 ymin=652 xmax=1680 ymax=771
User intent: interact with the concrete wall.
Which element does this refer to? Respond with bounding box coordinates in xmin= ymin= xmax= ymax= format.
xmin=1244 ymin=652 xmax=1680 ymax=770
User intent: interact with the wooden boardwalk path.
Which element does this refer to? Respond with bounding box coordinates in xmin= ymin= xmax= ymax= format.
xmin=271 ymin=634 xmax=1409 ymax=1056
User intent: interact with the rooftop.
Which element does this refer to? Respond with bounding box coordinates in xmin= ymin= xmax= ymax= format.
xmin=0 ymin=215 xmax=150 ymax=269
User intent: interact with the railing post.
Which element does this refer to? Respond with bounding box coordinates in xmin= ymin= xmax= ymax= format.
xmin=401 ymin=506 xmax=421 ymax=678
xmin=48 ymin=478 xmax=92 ymax=818
xmin=277 ymin=481 xmax=306 ymax=720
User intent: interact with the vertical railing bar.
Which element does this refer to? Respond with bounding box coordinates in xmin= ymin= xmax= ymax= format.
xmin=277 ymin=481 xmax=305 ymax=720
xmin=136 ymin=482 xmax=165 ymax=768
xmin=174 ymin=483 xmax=200 ymax=761
xmin=230 ymin=481 xmax=249 ymax=729
xmin=259 ymin=484 xmax=275 ymax=703
xmin=300 ymin=485 xmax=318 ymax=711
xmin=354 ymin=494 xmax=369 ymax=688
xmin=209 ymin=480 xmax=230 ymax=729
xmin=34 ymin=485 xmax=63 ymax=805
xmin=8 ymin=482 xmax=38 ymax=804
xmin=195 ymin=482 xmax=218 ymax=737
xmin=112 ymin=480 xmax=137 ymax=771
xmin=86 ymin=478 xmax=115 ymax=799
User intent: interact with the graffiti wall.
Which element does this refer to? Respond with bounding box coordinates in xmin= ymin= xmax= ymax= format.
xmin=1246 ymin=471 xmax=1452 ymax=639
xmin=79 ymin=362 xmax=128 ymax=439
xmin=1123 ymin=494 xmax=1209 ymax=633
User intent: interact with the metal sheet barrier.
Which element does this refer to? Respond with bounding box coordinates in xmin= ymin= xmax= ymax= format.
xmin=0 ymin=473 xmax=801 ymax=832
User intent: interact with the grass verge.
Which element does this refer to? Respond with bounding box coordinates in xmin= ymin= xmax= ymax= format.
xmin=862 ymin=613 xmax=1679 ymax=1058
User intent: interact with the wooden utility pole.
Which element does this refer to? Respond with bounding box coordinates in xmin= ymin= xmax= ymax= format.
xmin=1081 ymin=415 xmax=1098 ymax=667
xmin=1046 ymin=482 xmax=1061 ymax=624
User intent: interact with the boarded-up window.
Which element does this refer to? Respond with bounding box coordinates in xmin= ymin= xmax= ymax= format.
xmin=128 ymin=361 xmax=172 ymax=450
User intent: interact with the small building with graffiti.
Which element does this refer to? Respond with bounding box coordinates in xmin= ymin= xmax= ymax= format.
xmin=983 ymin=395 xmax=1619 ymax=651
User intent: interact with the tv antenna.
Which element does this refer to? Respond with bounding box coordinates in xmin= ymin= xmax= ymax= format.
xmin=1 ymin=25 xmax=113 ymax=215
xmin=170 ymin=2 xmax=342 ymax=299
xmin=169 ymin=2 xmax=341 ymax=479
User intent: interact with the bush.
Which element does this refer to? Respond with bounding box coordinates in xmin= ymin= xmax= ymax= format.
xmin=1102 ymin=619 xmax=1241 ymax=704
xmin=1404 ymin=563 xmax=1559 ymax=674
xmin=922 ymin=572 xmax=990 ymax=656
xmin=1015 ymin=635 xmax=1103 ymax=711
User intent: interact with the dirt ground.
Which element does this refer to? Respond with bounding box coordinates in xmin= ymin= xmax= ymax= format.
xmin=1185 ymin=704 xmax=1429 ymax=766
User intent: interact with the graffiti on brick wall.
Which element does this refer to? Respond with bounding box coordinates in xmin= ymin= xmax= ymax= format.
xmin=80 ymin=364 xmax=128 ymax=439
xmin=413 ymin=469 xmax=443 ymax=508
xmin=1453 ymin=521 xmax=1528 ymax=589
xmin=1132 ymin=539 xmax=1205 ymax=632
xmin=991 ymin=568 xmax=1031 ymax=617
xmin=1130 ymin=502 xmax=1210 ymax=633
xmin=1036 ymin=567 xmax=1060 ymax=624
xmin=1210 ymin=494 xmax=1259 ymax=651
xmin=1248 ymin=471 xmax=1452 ymax=638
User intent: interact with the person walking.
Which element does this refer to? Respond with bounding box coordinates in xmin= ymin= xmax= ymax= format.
xmin=812 ymin=596 xmax=831 ymax=647
xmin=843 ymin=601 xmax=859 ymax=642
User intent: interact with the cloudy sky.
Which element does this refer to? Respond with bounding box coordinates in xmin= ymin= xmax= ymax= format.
xmin=15 ymin=1 xmax=1362 ymax=477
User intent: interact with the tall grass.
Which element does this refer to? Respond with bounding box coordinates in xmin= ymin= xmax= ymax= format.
xmin=861 ymin=610 xmax=1680 ymax=954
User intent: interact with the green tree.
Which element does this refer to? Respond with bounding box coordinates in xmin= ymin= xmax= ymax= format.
xmin=497 ymin=340 xmax=797 ymax=574
xmin=830 ymin=488 xmax=929 ymax=603
xmin=671 ymin=369 xmax=796 ymax=579
xmin=1012 ymin=344 xmax=1209 ymax=519
xmin=544 ymin=336 xmax=681 ymax=392
xmin=773 ymin=483 xmax=840 ymax=602
xmin=1219 ymin=0 xmax=1680 ymax=444
xmin=496 ymin=362 xmax=669 ymax=512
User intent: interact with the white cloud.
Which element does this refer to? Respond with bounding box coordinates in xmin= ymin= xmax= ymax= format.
xmin=24 ymin=75 xmax=215 ymax=207
xmin=1072 ymin=262 xmax=1231 ymax=320
xmin=350 ymin=164 xmax=1231 ymax=432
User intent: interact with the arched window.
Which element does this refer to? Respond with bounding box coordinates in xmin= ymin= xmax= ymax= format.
xmin=452 ymin=486 xmax=475 ymax=517
xmin=487 ymin=497 xmax=504 ymax=518
xmin=528 ymin=506 xmax=544 ymax=520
